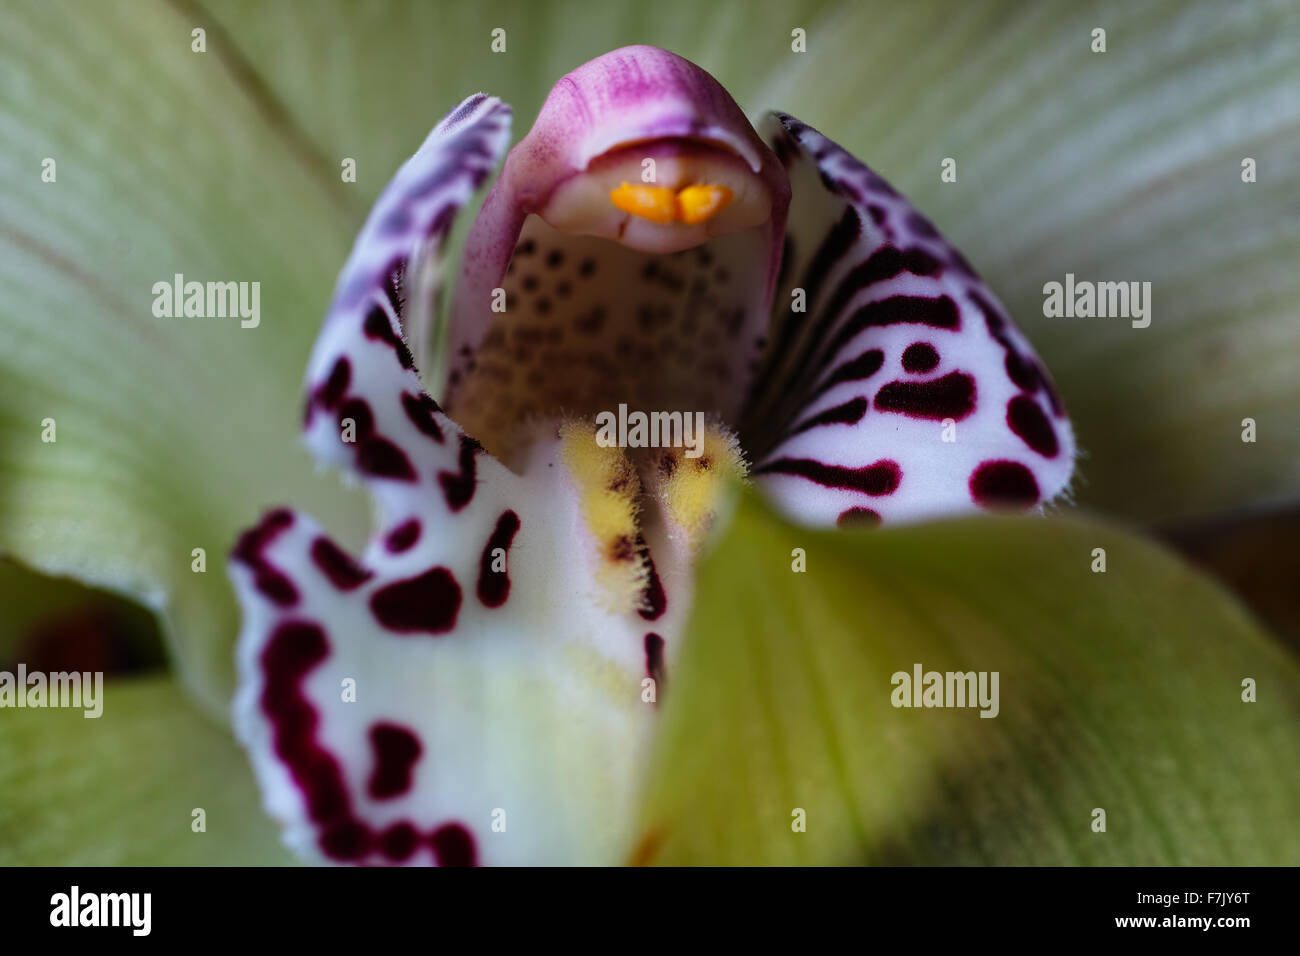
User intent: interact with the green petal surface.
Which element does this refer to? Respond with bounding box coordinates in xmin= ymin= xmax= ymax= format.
xmin=0 ymin=675 xmax=296 ymax=865
xmin=636 ymin=492 xmax=1300 ymax=864
xmin=0 ymin=0 xmax=369 ymax=717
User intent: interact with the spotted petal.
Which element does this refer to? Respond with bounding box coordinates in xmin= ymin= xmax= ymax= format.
xmin=232 ymin=95 xmax=676 ymax=865
xmin=744 ymin=114 xmax=1076 ymax=528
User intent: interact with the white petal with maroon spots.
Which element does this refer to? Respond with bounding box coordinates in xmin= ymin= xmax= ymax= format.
xmin=232 ymin=95 xmax=673 ymax=866
xmin=745 ymin=113 xmax=1075 ymax=527
xmin=321 ymin=92 xmax=511 ymax=369
xmin=230 ymin=448 xmax=663 ymax=865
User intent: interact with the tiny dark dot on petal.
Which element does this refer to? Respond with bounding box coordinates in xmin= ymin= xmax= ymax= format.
xmin=367 ymin=722 xmax=422 ymax=800
xmin=901 ymin=342 xmax=940 ymax=373
xmin=477 ymin=510 xmax=521 ymax=609
xmin=310 ymin=537 xmax=372 ymax=591
xmin=320 ymin=821 xmax=371 ymax=861
xmin=385 ymin=519 xmax=421 ymax=553
xmin=338 ymin=398 xmax=374 ymax=439
xmin=644 ymin=632 xmax=665 ymax=685
xmin=1006 ymin=395 xmax=1059 ymax=457
xmin=317 ymin=357 xmax=351 ymax=409
xmin=429 ymin=823 xmax=477 ymax=866
xmin=402 ymin=391 xmax=444 ymax=443
xmin=357 ymin=437 xmax=416 ymax=481
xmin=970 ymin=460 xmax=1039 ymax=510
xmin=254 ymin=566 xmax=298 ymax=606
xmin=370 ymin=567 xmax=462 ymax=634
xmin=380 ymin=822 xmax=420 ymax=862
xmin=836 ymin=507 xmax=881 ymax=529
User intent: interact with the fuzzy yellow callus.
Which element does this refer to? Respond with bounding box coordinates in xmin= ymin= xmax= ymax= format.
xmin=557 ymin=417 xmax=747 ymax=611
xmin=558 ymin=420 xmax=646 ymax=611
xmin=647 ymin=423 xmax=747 ymax=546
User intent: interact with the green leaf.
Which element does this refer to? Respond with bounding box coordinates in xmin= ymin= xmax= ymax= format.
xmin=0 ymin=1 xmax=368 ymax=718
xmin=0 ymin=675 xmax=297 ymax=865
xmin=635 ymin=491 xmax=1300 ymax=864
xmin=190 ymin=0 xmax=842 ymax=285
xmin=753 ymin=0 xmax=1300 ymax=523
xmin=195 ymin=0 xmax=841 ymax=208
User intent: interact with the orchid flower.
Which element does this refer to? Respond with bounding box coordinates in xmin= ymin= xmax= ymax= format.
xmin=3 ymin=1 xmax=1299 ymax=868
xmin=227 ymin=46 xmax=1078 ymax=866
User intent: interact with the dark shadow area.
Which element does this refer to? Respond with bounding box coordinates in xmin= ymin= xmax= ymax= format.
xmin=0 ymin=558 xmax=166 ymax=676
xmin=1160 ymin=504 xmax=1300 ymax=654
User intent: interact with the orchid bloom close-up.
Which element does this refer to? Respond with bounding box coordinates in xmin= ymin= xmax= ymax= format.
xmin=230 ymin=45 xmax=1076 ymax=866
xmin=2 ymin=0 xmax=1298 ymax=875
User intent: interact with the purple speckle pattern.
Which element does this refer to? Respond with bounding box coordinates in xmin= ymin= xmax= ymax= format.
xmin=749 ymin=111 xmax=1074 ymax=525
xmin=232 ymin=94 xmax=516 ymax=866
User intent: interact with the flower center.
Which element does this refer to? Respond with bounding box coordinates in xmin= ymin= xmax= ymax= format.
xmin=442 ymin=136 xmax=785 ymax=608
xmin=445 ymin=138 xmax=777 ymax=470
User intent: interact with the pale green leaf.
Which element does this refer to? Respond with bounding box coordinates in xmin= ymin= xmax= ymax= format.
xmin=0 ymin=0 xmax=368 ymax=718
xmin=636 ymin=492 xmax=1300 ymax=864
xmin=0 ymin=675 xmax=297 ymax=865
xmin=196 ymin=0 xmax=841 ymax=208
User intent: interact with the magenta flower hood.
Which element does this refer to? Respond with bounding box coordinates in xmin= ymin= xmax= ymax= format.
xmin=229 ymin=45 xmax=1075 ymax=866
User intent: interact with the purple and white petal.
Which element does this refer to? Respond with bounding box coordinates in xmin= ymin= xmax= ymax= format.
xmin=321 ymin=93 xmax=512 ymax=371
xmin=229 ymin=444 xmax=664 ymax=865
xmin=233 ymin=95 xmax=674 ymax=866
xmin=744 ymin=113 xmax=1075 ymax=527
